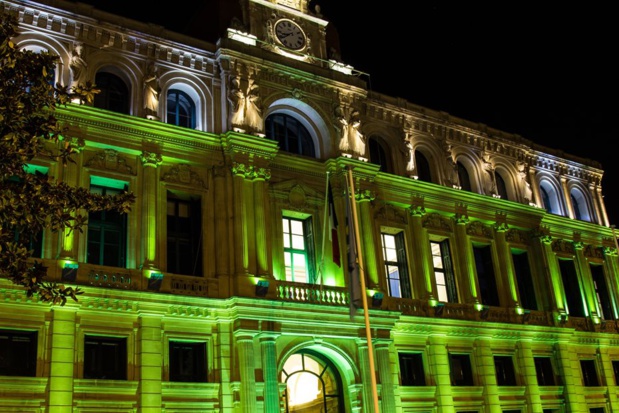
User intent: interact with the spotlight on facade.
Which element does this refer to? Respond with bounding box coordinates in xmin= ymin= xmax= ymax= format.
xmin=148 ymin=272 xmax=163 ymax=290
xmin=372 ymin=292 xmax=384 ymax=307
xmin=434 ymin=302 xmax=445 ymax=317
xmin=255 ymin=280 xmax=269 ymax=297
xmin=62 ymin=262 xmax=79 ymax=282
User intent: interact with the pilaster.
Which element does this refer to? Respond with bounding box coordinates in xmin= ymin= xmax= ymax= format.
xmin=138 ymin=314 xmax=163 ymax=412
xmin=140 ymin=150 xmax=162 ymax=270
xmin=48 ymin=307 xmax=77 ymax=413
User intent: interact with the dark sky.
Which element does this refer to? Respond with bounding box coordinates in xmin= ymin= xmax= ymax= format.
xmin=73 ymin=1 xmax=619 ymax=226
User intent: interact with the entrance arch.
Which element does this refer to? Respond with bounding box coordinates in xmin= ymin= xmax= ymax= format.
xmin=281 ymin=349 xmax=345 ymax=412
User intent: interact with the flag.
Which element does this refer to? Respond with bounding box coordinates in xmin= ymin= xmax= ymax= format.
xmin=328 ymin=181 xmax=341 ymax=267
xmin=346 ymin=180 xmax=362 ymax=318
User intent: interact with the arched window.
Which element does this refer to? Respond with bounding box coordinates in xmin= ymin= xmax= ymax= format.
xmin=541 ymin=186 xmax=552 ymax=213
xmin=368 ymin=136 xmax=392 ymax=173
xmin=415 ymin=151 xmax=432 ymax=183
xmin=265 ymin=113 xmax=315 ymax=157
xmin=496 ymin=172 xmax=508 ymax=200
xmin=457 ymin=161 xmax=471 ymax=191
xmin=167 ymin=89 xmax=196 ymax=128
xmin=281 ymin=350 xmax=344 ymax=412
xmin=570 ymin=188 xmax=591 ymax=221
xmin=571 ymin=194 xmax=582 ymax=220
xmin=539 ymin=182 xmax=560 ymax=215
xmin=93 ymin=72 xmax=129 ymax=114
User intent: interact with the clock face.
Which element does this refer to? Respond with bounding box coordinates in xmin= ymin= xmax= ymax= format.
xmin=274 ymin=19 xmax=306 ymax=50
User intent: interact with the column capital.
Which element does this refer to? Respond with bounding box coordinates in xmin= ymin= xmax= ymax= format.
xmin=140 ymin=150 xmax=162 ymax=167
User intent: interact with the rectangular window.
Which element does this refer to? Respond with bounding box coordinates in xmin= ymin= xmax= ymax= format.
xmin=169 ymin=341 xmax=207 ymax=382
xmin=590 ymin=263 xmax=614 ymax=320
xmin=10 ymin=165 xmax=48 ymax=259
xmin=534 ymin=356 xmax=556 ymax=386
xmin=282 ymin=215 xmax=315 ymax=283
xmin=473 ymin=244 xmax=500 ymax=307
xmin=87 ymin=179 xmax=128 ymax=267
xmin=167 ymin=193 xmax=203 ymax=276
xmin=398 ymin=352 xmax=426 ymax=386
xmin=512 ymin=249 xmax=537 ymax=311
xmin=84 ymin=336 xmax=127 ymax=380
xmin=612 ymin=360 xmax=619 ymax=385
xmin=0 ymin=330 xmax=37 ymax=376
xmin=494 ymin=355 xmax=517 ymax=386
xmin=580 ymin=359 xmax=600 ymax=386
xmin=381 ymin=230 xmax=411 ymax=298
xmin=449 ymin=353 xmax=474 ymax=386
xmin=558 ymin=259 xmax=585 ymax=317
xmin=431 ymin=239 xmax=457 ymax=302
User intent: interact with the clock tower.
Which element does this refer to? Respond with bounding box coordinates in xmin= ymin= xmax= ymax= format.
xmin=240 ymin=0 xmax=331 ymax=63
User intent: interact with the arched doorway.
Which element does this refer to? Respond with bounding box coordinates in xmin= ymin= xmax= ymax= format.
xmin=281 ymin=349 xmax=344 ymax=412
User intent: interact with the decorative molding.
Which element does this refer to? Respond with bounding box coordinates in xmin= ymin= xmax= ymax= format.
xmin=162 ymin=164 xmax=206 ymax=189
xmin=85 ymin=149 xmax=135 ymax=175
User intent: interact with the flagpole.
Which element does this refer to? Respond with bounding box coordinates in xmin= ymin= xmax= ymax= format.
xmin=318 ymin=171 xmax=331 ymax=287
xmin=347 ymin=166 xmax=380 ymax=413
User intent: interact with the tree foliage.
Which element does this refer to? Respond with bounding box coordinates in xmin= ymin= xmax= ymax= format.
xmin=0 ymin=11 xmax=135 ymax=305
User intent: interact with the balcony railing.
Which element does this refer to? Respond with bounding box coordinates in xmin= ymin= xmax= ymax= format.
xmin=24 ymin=258 xmax=611 ymax=331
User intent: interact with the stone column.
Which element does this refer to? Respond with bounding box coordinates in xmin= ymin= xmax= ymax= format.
xmin=588 ymin=182 xmax=603 ymax=226
xmin=494 ymin=222 xmax=519 ymax=308
xmin=453 ymin=212 xmax=479 ymax=304
xmin=528 ymin=168 xmax=542 ymax=209
xmin=58 ymin=137 xmax=85 ymax=260
xmin=375 ymin=340 xmax=396 ymax=413
xmin=236 ymin=334 xmax=257 ymax=413
xmin=259 ymin=335 xmax=279 ymax=412
xmin=140 ymin=151 xmax=162 ymax=270
xmin=530 ymin=228 xmax=564 ymax=316
xmin=428 ymin=335 xmax=455 ymax=413
xmin=409 ymin=207 xmax=433 ymax=299
xmin=357 ymin=191 xmax=378 ymax=288
xmin=253 ymin=172 xmax=270 ymax=276
xmin=573 ymin=240 xmax=598 ymax=319
xmin=232 ymin=164 xmax=251 ymax=276
xmin=474 ymin=338 xmax=501 ymax=413
xmin=555 ymin=342 xmax=586 ymax=412
xmin=560 ymin=175 xmax=574 ymax=219
xmin=516 ymin=341 xmax=543 ymax=413
xmin=48 ymin=307 xmax=77 ymax=413
xmin=356 ymin=339 xmax=377 ymax=413
xmin=138 ymin=314 xmax=163 ymax=412
xmin=598 ymin=343 xmax=619 ymax=412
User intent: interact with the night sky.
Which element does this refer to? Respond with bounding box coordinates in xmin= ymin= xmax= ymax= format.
xmin=70 ymin=1 xmax=619 ymax=226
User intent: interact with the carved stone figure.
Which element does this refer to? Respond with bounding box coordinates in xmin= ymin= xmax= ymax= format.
xmin=229 ymin=76 xmax=263 ymax=133
xmin=517 ymin=161 xmax=533 ymax=203
xmin=143 ymin=63 xmax=161 ymax=116
xmin=69 ymin=42 xmax=87 ymax=89
xmin=443 ymin=142 xmax=459 ymax=187
xmin=336 ymin=107 xmax=365 ymax=158
xmin=481 ymin=149 xmax=496 ymax=196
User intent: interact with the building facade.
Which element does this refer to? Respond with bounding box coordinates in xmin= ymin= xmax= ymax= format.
xmin=1 ymin=0 xmax=618 ymax=412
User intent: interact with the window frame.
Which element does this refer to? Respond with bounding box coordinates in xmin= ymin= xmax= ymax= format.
xmin=265 ymin=113 xmax=315 ymax=158
xmin=282 ymin=213 xmax=316 ymax=283
xmin=83 ymin=335 xmax=127 ymax=380
xmin=398 ymin=352 xmax=426 ymax=386
xmin=87 ymin=182 xmax=129 ymax=268
xmin=449 ymin=352 xmax=475 ymax=386
xmin=0 ymin=329 xmax=38 ymax=377
xmin=166 ymin=89 xmax=196 ymax=128
xmin=494 ymin=355 xmax=517 ymax=386
xmin=380 ymin=229 xmax=411 ymax=299
xmin=169 ymin=340 xmax=207 ymax=383
xmin=431 ymin=238 xmax=457 ymax=303
xmin=166 ymin=192 xmax=203 ymax=276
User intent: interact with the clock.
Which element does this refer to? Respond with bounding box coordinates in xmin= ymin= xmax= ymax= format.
xmin=274 ymin=19 xmax=306 ymax=50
